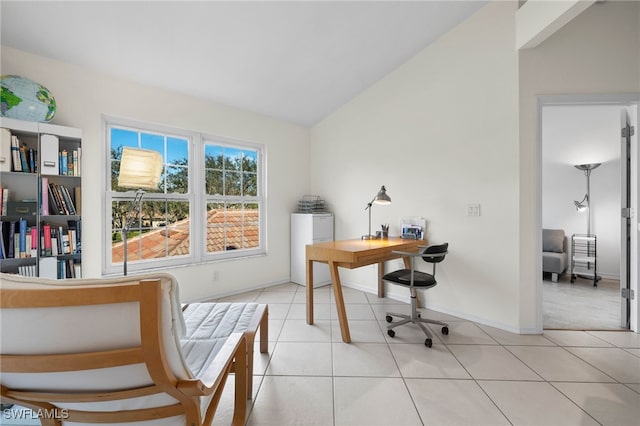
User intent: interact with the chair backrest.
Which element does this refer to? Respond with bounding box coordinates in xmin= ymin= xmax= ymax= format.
xmin=421 ymin=243 xmax=449 ymax=277
xmin=0 ymin=272 xmax=197 ymax=425
xmin=422 ymin=242 xmax=449 ymax=263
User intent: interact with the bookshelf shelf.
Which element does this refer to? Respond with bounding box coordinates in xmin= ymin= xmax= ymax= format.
xmin=0 ymin=117 xmax=82 ymax=279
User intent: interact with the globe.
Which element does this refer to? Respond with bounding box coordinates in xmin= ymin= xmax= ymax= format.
xmin=1 ymin=75 xmax=56 ymax=123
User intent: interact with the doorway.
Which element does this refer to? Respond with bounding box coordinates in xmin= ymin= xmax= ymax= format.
xmin=538 ymin=96 xmax=638 ymax=331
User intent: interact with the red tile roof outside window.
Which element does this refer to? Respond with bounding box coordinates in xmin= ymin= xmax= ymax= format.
xmin=112 ymin=209 xmax=259 ymax=263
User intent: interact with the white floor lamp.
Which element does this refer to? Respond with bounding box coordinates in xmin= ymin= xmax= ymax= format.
xmin=117 ymin=147 xmax=163 ymax=275
xmin=573 ymin=163 xmax=600 ymax=235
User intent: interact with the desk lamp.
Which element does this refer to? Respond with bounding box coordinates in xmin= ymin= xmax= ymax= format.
xmin=117 ymin=147 xmax=163 ymax=275
xmin=573 ymin=163 xmax=600 ymax=235
xmin=362 ymin=185 xmax=391 ymax=240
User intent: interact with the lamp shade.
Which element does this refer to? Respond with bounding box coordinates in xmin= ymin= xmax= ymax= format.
xmin=118 ymin=147 xmax=163 ymax=189
xmin=373 ymin=185 xmax=391 ymax=205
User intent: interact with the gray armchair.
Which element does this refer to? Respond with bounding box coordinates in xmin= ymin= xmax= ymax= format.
xmin=542 ymin=229 xmax=568 ymax=282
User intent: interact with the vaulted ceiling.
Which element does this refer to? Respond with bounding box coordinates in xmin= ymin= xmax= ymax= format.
xmin=1 ymin=1 xmax=487 ymax=126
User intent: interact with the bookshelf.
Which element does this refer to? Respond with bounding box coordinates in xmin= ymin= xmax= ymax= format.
xmin=0 ymin=117 xmax=82 ymax=279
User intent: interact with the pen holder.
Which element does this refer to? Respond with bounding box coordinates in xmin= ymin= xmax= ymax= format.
xmin=376 ymin=230 xmax=389 ymax=239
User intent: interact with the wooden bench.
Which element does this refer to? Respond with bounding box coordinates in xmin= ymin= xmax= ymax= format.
xmin=181 ymin=302 xmax=269 ymax=398
xmin=0 ymin=273 xmax=264 ymax=426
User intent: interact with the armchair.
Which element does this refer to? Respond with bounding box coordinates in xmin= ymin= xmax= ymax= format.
xmin=0 ymin=273 xmax=248 ymax=426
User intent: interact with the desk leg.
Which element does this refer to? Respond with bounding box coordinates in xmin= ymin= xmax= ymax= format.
xmin=330 ymin=260 xmax=351 ymax=343
xmin=306 ymin=259 xmax=314 ymax=325
xmin=378 ymin=261 xmax=384 ymax=298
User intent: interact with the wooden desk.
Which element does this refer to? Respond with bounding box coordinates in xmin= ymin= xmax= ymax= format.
xmin=306 ymin=238 xmax=424 ymax=343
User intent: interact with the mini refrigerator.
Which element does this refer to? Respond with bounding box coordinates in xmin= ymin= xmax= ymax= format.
xmin=290 ymin=212 xmax=334 ymax=287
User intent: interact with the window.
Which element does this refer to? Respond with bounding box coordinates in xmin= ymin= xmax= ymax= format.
xmin=104 ymin=118 xmax=265 ymax=275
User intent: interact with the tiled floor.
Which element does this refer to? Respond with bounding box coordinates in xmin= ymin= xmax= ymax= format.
xmin=209 ymin=283 xmax=640 ymax=426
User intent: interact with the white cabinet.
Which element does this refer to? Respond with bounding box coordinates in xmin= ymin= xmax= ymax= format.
xmin=291 ymin=213 xmax=333 ymax=286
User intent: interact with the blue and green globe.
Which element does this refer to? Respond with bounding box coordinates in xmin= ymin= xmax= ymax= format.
xmin=1 ymin=75 xmax=56 ymax=123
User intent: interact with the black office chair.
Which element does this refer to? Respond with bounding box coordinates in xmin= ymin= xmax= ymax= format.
xmin=383 ymin=243 xmax=449 ymax=347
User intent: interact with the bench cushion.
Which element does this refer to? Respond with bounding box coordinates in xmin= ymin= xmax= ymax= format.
xmin=181 ymin=303 xmax=261 ymax=376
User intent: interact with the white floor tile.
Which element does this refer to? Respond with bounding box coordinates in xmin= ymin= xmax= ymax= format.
xmin=334 ymin=377 xmax=422 ymax=425
xmin=266 ymin=342 xmax=332 ymax=376
xmin=478 ymin=324 xmax=556 ymax=346
xmin=587 ymin=331 xmax=640 ymax=348
xmin=448 ymin=345 xmax=542 ymax=381
xmin=254 ymin=291 xmax=295 ymax=304
xmin=332 ymin=343 xmax=400 ymax=377
xmin=430 ymin=321 xmax=498 ymax=345
xmin=331 ymin=303 xmax=376 ymax=320
xmin=543 ymin=329 xmax=614 ymax=347
xmin=288 ymin=302 xmax=331 ymax=320
xmin=278 ymin=319 xmax=332 ymax=342
xmin=552 ymin=382 xmax=640 ymax=426
xmin=331 ymin=320 xmax=386 ymax=343
xmin=565 ymin=347 xmax=640 ymax=383
xmin=479 ymin=381 xmax=600 ymax=425
xmin=505 ymin=346 xmax=615 ymax=382
xmin=406 ymin=379 xmax=510 ymax=425
xmin=390 ymin=343 xmax=470 ymax=379
xmin=247 ymin=376 xmax=334 ymax=426
xmin=264 ymin=303 xmax=290 ymax=320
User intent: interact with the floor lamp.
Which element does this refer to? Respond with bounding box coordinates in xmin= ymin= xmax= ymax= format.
xmin=573 ymin=163 xmax=600 ymax=235
xmin=117 ymin=147 xmax=163 ymax=275
xmin=362 ymin=185 xmax=391 ymax=240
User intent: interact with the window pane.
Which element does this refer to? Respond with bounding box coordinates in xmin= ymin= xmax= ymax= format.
xmin=224 ymin=171 xmax=241 ymax=196
xmin=165 ymin=226 xmax=190 ymax=257
xmin=243 ymin=172 xmax=257 ymax=196
xmin=110 ymin=128 xmax=138 ymax=158
xmin=140 ymin=133 xmax=164 ymax=160
xmin=242 ymin=150 xmax=257 ymax=173
xmin=205 ymin=202 xmax=259 ymax=253
xmin=205 ymin=145 xmax=224 ymax=169
xmin=166 ymin=165 xmax=188 ymax=194
xmin=167 ymin=137 xmax=188 ymax=166
xmin=166 ymin=201 xmax=189 ymax=225
xmin=206 ymin=202 xmax=225 ymax=252
xmin=224 ymin=147 xmax=242 ymax=171
xmin=205 ymin=170 xmax=223 ymax=195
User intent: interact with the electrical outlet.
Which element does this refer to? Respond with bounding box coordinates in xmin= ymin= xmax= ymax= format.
xmin=213 ymin=271 xmax=219 ymax=282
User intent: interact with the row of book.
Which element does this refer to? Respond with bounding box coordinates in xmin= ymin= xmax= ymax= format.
xmin=0 ymin=129 xmax=81 ymax=176
xmin=6 ymin=130 xmax=37 ymax=173
xmin=59 ymin=148 xmax=81 ymax=176
xmin=0 ymin=219 xmax=37 ymax=259
xmin=42 ymin=221 xmax=82 ymax=257
xmin=43 ymin=178 xmax=80 ymax=215
xmin=0 ymin=219 xmax=81 ymax=259
xmin=0 ymin=186 xmax=9 ymax=216
xmin=7 ymin=259 xmax=81 ymax=279
xmin=39 ymin=257 xmax=82 ymax=279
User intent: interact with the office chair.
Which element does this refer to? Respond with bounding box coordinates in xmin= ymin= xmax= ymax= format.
xmin=383 ymin=243 xmax=449 ymax=347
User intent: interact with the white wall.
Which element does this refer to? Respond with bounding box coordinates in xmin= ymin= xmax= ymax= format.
xmin=519 ymin=0 xmax=640 ymax=329
xmin=0 ymin=47 xmax=311 ymax=301
xmin=311 ymin=1 xmax=522 ymax=331
xmin=542 ymin=105 xmax=622 ymax=279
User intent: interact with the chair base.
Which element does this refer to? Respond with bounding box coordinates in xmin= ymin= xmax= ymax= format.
xmin=385 ymin=289 xmax=448 ymax=347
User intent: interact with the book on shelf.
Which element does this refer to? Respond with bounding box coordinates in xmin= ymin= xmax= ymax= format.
xmin=0 ymin=128 xmax=11 ymax=172
xmin=11 ymin=135 xmax=21 ymax=172
xmin=60 ymin=149 xmax=68 ymax=175
xmin=28 ymin=148 xmax=36 ymax=173
xmin=0 ymin=221 xmax=4 ymax=259
xmin=17 ymin=264 xmax=37 ymax=277
xmin=19 ymin=145 xmax=29 ymax=173
xmin=42 ymin=224 xmax=52 ymax=256
xmin=18 ymin=218 xmax=27 ymax=258
xmin=41 ymin=177 xmax=49 ymax=215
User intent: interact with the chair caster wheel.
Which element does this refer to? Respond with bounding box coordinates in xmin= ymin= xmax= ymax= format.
xmin=442 ymin=326 xmax=449 ymax=335
xmin=424 ymin=338 xmax=432 ymax=348
xmin=385 ymin=315 xmax=393 ymax=323
xmin=387 ymin=329 xmax=396 ymax=338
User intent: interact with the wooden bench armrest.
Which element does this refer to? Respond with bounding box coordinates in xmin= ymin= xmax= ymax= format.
xmin=177 ymin=332 xmax=246 ymax=397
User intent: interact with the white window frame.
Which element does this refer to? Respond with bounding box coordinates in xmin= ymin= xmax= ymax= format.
xmin=103 ymin=116 xmax=266 ymax=275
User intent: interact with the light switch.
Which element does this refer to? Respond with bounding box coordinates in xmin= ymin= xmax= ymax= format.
xmin=467 ymin=204 xmax=481 ymax=216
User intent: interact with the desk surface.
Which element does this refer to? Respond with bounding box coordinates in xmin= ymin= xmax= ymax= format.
xmin=306 ymin=237 xmax=425 ymax=342
xmin=306 ymin=238 xmax=424 ymax=268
